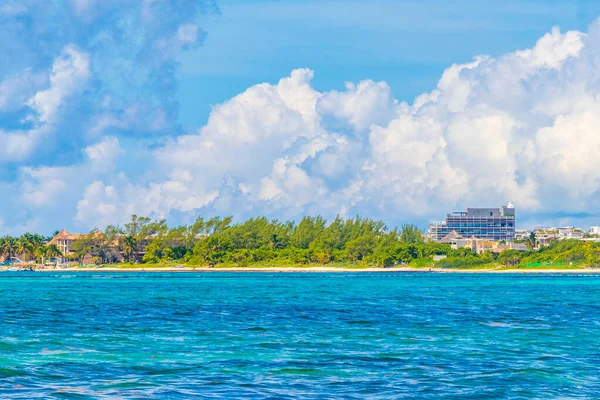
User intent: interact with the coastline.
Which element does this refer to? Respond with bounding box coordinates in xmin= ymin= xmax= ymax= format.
xmin=13 ymin=266 xmax=600 ymax=273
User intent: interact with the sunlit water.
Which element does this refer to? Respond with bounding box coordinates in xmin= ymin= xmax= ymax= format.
xmin=1 ymin=272 xmax=600 ymax=398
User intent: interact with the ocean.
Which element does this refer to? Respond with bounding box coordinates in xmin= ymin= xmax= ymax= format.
xmin=1 ymin=272 xmax=599 ymax=398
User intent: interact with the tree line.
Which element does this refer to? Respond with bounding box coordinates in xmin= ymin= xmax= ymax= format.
xmin=0 ymin=233 xmax=62 ymax=264
xmin=66 ymin=215 xmax=455 ymax=267
xmin=3 ymin=215 xmax=600 ymax=268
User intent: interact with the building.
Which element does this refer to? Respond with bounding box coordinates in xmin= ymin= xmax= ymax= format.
xmin=590 ymin=226 xmax=600 ymax=236
xmin=533 ymin=229 xmax=558 ymax=247
xmin=514 ymin=229 xmax=530 ymax=241
xmin=46 ymin=229 xmax=124 ymax=263
xmin=429 ymin=204 xmax=516 ymax=242
xmin=439 ymin=231 xmax=527 ymax=254
xmin=557 ymin=227 xmax=584 ymax=239
xmin=46 ymin=229 xmax=86 ymax=255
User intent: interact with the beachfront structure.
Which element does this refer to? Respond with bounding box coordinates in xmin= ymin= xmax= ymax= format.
xmin=429 ymin=204 xmax=516 ymax=242
xmin=439 ymin=232 xmax=527 ymax=254
xmin=46 ymin=229 xmax=125 ymax=263
xmin=514 ymin=229 xmax=530 ymax=241
xmin=47 ymin=229 xmax=86 ymax=255
xmin=557 ymin=227 xmax=584 ymax=240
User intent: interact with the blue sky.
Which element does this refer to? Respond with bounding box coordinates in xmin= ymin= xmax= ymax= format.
xmin=1 ymin=0 xmax=600 ymax=235
xmin=177 ymin=0 xmax=600 ymax=128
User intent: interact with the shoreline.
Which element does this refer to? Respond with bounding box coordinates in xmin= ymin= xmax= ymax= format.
xmin=7 ymin=266 xmax=600 ymax=273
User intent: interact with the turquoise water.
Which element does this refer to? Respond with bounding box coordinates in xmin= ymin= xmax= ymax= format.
xmin=1 ymin=272 xmax=600 ymax=398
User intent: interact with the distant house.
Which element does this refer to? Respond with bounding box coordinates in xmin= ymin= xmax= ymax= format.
xmin=46 ymin=229 xmax=86 ymax=255
xmin=514 ymin=229 xmax=530 ymax=241
xmin=46 ymin=229 xmax=124 ymax=263
xmin=557 ymin=227 xmax=584 ymax=240
xmin=440 ymin=230 xmax=527 ymax=254
xmin=440 ymin=230 xmax=464 ymax=245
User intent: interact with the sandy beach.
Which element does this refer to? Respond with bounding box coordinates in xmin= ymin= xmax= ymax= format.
xmin=21 ymin=266 xmax=600 ymax=273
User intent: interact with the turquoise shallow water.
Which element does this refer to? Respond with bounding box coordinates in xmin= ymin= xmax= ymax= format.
xmin=1 ymin=272 xmax=600 ymax=398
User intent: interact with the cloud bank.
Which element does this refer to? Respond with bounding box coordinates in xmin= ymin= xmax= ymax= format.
xmin=2 ymin=6 xmax=600 ymax=233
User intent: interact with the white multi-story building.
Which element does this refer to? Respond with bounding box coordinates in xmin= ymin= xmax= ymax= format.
xmin=428 ymin=203 xmax=516 ymax=242
xmin=590 ymin=226 xmax=600 ymax=236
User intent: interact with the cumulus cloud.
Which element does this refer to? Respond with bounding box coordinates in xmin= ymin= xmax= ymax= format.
xmin=20 ymin=136 xmax=124 ymax=209
xmin=0 ymin=46 xmax=90 ymax=162
xmin=0 ymin=0 xmax=217 ymax=162
xmin=27 ymin=45 xmax=91 ymax=123
xmin=0 ymin=68 xmax=46 ymax=112
xmin=71 ymin=22 xmax=600 ymax=231
xmin=0 ymin=0 xmax=217 ymax=234
xmin=4 ymin=13 xmax=600 ymax=234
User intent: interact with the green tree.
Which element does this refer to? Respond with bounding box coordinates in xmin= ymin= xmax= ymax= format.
xmin=525 ymin=231 xmax=537 ymax=250
xmin=34 ymin=246 xmax=48 ymax=265
xmin=46 ymin=244 xmax=63 ymax=266
xmin=16 ymin=233 xmax=36 ymax=261
xmin=71 ymin=230 xmax=100 ymax=264
xmin=192 ymin=235 xmax=234 ymax=266
xmin=400 ymin=224 xmax=424 ymax=244
xmin=290 ymin=216 xmax=326 ymax=249
xmin=346 ymin=235 xmax=375 ymax=262
xmin=122 ymin=235 xmax=138 ymax=263
xmin=0 ymin=236 xmax=18 ymax=263
xmin=122 ymin=215 xmax=165 ymax=262
xmin=497 ymin=249 xmax=523 ymax=266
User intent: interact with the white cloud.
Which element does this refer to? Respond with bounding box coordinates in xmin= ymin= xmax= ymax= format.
xmin=0 ymin=46 xmax=91 ymax=164
xmin=0 ymin=69 xmax=47 ymax=112
xmin=27 ymin=45 xmax=91 ymax=123
xmin=317 ymin=80 xmax=399 ymax=132
xmin=20 ymin=137 xmax=123 ymax=209
xmin=85 ymin=136 xmax=124 ymax=171
xmin=0 ymin=127 xmax=48 ymax=162
xmin=10 ymin=21 xmax=600 ymax=232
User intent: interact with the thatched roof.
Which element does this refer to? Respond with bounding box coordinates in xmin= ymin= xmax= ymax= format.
xmin=440 ymin=230 xmax=464 ymax=243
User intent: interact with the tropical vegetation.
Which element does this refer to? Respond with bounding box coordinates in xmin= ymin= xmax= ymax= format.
xmin=2 ymin=214 xmax=600 ymax=269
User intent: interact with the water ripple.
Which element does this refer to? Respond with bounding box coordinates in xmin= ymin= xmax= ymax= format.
xmin=1 ymin=272 xmax=600 ymax=398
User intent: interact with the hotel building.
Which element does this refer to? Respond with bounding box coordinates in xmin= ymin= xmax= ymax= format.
xmin=428 ymin=204 xmax=516 ymax=242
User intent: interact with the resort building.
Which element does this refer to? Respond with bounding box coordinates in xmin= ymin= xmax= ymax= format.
xmin=429 ymin=204 xmax=516 ymax=242
xmin=532 ymin=228 xmax=559 ymax=247
xmin=46 ymin=229 xmax=86 ymax=255
xmin=514 ymin=229 xmax=530 ymax=241
xmin=439 ymin=231 xmax=527 ymax=254
xmin=46 ymin=229 xmax=124 ymax=264
xmin=590 ymin=226 xmax=600 ymax=236
xmin=556 ymin=227 xmax=584 ymax=239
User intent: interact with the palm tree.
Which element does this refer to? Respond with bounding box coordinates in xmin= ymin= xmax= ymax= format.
xmin=122 ymin=236 xmax=137 ymax=263
xmin=16 ymin=233 xmax=35 ymax=262
xmin=0 ymin=237 xmax=5 ymax=264
xmin=526 ymin=231 xmax=537 ymax=250
xmin=0 ymin=236 xmax=18 ymax=264
xmin=46 ymin=245 xmax=63 ymax=267
xmin=34 ymin=246 xmax=48 ymax=265
xmin=32 ymin=234 xmax=46 ymax=248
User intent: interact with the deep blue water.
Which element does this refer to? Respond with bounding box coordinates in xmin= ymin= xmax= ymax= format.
xmin=1 ymin=272 xmax=600 ymax=399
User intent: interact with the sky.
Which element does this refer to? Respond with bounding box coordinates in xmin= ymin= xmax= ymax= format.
xmin=1 ymin=0 xmax=600 ymax=235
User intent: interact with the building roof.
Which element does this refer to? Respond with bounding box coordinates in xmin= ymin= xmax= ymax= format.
xmin=440 ymin=230 xmax=464 ymax=243
xmin=47 ymin=229 xmax=103 ymax=245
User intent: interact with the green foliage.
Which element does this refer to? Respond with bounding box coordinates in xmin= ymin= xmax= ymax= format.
xmin=525 ymin=231 xmax=537 ymax=250
xmin=520 ymin=239 xmax=600 ymax=266
xmin=8 ymin=215 xmax=600 ymax=270
xmin=497 ymin=250 xmax=523 ymax=266
xmin=191 ymin=235 xmax=235 ymax=266
xmin=400 ymin=224 xmax=424 ymax=244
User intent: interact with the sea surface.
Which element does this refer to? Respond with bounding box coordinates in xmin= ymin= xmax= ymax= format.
xmin=1 ymin=272 xmax=600 ymax=399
